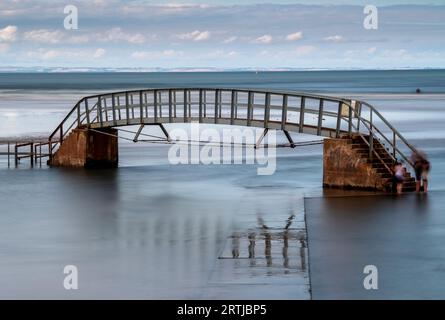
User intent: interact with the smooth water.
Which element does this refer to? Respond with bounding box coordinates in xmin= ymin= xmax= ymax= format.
xmin=1 ymin=70 xmax=445 ymax=92
xmin=0 ymin=71 xmax=444 ymax=299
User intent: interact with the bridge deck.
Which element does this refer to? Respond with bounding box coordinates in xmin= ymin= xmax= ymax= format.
xmin=88 ymin=117 xmax=340 ymax=138
xmin=29 ymin=87 xmax=419 ymax=189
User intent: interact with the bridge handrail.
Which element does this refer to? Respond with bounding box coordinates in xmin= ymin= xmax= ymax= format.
xmin=360 ymin=101 xmax=418 ymax=166
xmin=48 ymin=88 xmax=352 ymax=150
xmin=78 ymin=87 xmax=353 ymax=104
xmin=47 ymin=88 xmax=419 ymax=174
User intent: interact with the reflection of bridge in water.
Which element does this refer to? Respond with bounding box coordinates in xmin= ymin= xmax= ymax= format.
xmin=7 ymin=88 xmax=419 ymax=191
xmin=228 ymin=214 xmax=307 ymax=272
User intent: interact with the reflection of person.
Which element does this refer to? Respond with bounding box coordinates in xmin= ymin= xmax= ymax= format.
xmin=393 ymin=161 xmax=405 ymax=195
xmin=411 ymin=151 xmax=431 ymax=193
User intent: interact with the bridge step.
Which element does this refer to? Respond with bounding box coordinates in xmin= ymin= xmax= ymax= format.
xmin=337 ymin=135 xmax=416 ymax=193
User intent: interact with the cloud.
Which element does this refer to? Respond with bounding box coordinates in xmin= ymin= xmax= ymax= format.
xmin=24 ymin=29 xmax=64 ymax=44
xmin=0 ymin=25 xmax=17 ymax=42
xmin=0 ymin=43 xmax=10 ymax=53
xmin=68 ymin=35 xmax=90 ymax=44
xmin=203 ymin=50 xmax=238 ymax=59
xmin=253 ymin=35 xmax=273 ymax=44
xmin=42 ymin=50 xmax=59 ymax=60
xmin=344 ymin=47 xmax=378 ymax=58
xmin=177 ymin=30 xmax=210 ymax=42
xmin=294 ymin=45 xmax=316 ymax=56
xmin=131 ymin=50 xmax=182 ymax=59
xmin=367 ymin=47 xmax=377 ymax=54
xmin=131 ymin=51 xmax=149 ymax=59
xmin=103 ymin=28 xmax=146 ymax=44
xmin=381 ymin=49 xmax=410 ymax=59
xmin=25 ymin=48 xmax=96 ymax=61
xmin=94 ymin=0 xmax=107 ymax=7
xmin=26 ymin=49 xmax=60 ymax=60
xmin=286 ymin=31 xmax=303 ymax=41
xmin=0 ymin=3 xmax=444 ymax=69
xmin=324 ymin=35 xmax=345 ymax=43
xmin=222 ymin=36 xmax=237 ymax=44
xmin=163 ymin=3 xmax=209 ymax=9
xmin=121 ymin=3 xmax=210 ymax=15
xmin=93 ymin=48 xmax=106 ymax=58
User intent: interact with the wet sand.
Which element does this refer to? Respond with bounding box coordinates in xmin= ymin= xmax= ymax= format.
xmin=306 ymin=192 xmax=445 ymax=299
xmin=1 ymin=72 xmax=444 ymax=299
xmin=0 ymin=144 xmax=316 ymax=299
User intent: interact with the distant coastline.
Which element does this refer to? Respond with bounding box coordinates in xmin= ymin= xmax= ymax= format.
xmin=0 ymin=67 xmax=444 ymax=73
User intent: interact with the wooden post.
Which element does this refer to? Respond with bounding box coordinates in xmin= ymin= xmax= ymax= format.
xmin=230 ymin=90 xmax=236 ymax=125
xmin=85 ymin=99 xmax=90 ymax=126
xmin=131 ymin=94 xmax=135 ymax=119
xmin=317 ymin=99 xmax=324 ymax=136
xmin=168 ymin=89 xmax=173 ymax=123
xmin=336 ymin=101 xmax=342 ymax=138
xmin=281 ymin=94 xmax=288 ymax=130
xmin=139 ymin=91 xmax=144 ymax=124
xmin=184 ymin=89 xmax=188 ymax=122
xmin=264 ymin=92 xmax=271 ymax=128
xmin=158 ymin=91 xmax=162 ymax=118
xmin=393 ymin=131 xmax=396 ymax=159
xmin=30 ymin=143 xmax=34 ymax=168
xmin=125 ymin=92 xmax=130 ymax=125
xmin=214 ymin=89 xmax=220 ymax=124
xmin=247 ymin=91 xmax=253 ymax=127
xmin=348 ymin=103 xmax=353 ymax=135
xmin=199 ymin=89 xmax=203 ymax=123
xmin=97 ymin=96 xmax=103 ymax=126
xmin=299 ymin=97 xmax=306 ymax=133
xmin=77 ymin=103 xmax=81 ymax=127
xmin=154 ymin=90 xmax=158 ymax=122
xmin=112 ymin=93 xmax=117 ymax=126
xmin=104 ymin=97 xmax=109 ymax=122
xmin=14 ymin=144 xmax=18 ymax=167
xmin=369 ymin=110 xmax=374 ymax=159
xmin=60 ymin=125 xmax=63 ymax=145
xmin=7 ymin=141 xmax=10 ymax=167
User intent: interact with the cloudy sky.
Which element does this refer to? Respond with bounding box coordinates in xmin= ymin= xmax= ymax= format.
xmin=0 ymin=0 xmax=444 ymax=70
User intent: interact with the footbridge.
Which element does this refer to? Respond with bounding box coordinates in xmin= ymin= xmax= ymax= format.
xmin=42 ymin=88 xmax=418 ymax=192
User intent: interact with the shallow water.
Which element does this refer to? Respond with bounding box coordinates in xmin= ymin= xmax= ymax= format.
xmin=0 ymin=145 xmax=319 ymax=299
xmin=0 ymin=71 xmax=444 ymax=298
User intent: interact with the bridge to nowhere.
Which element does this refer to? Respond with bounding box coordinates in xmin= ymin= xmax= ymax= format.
xmin=9 ymin=88 xmax=420 ymax=192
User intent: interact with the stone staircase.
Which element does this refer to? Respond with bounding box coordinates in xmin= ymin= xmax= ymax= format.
xmin=345 ymin=135 xmax=416 ymax=192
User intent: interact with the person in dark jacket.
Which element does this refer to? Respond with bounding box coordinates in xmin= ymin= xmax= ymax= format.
xmin=411 ymin=151 xmax=431 ymax=193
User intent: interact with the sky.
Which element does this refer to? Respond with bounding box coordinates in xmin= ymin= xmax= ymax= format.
xmin=0 ymin=0 xmax=444 ymax=70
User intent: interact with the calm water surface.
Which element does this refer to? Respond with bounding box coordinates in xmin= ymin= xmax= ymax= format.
xmin=0 ymin=71 xmax=444 ymax=298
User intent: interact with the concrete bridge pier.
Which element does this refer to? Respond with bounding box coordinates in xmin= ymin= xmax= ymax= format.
xmin=323 ymin=137 xmax=416 ymax=192
xmin=323 ymin=138 xmax=386 ymax=191
xmin=49 ymin=128 xmax=118 ymax=168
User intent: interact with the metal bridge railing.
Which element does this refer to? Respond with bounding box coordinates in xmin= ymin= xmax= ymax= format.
xmin=48 ymin=88 xmax=418 ymax=174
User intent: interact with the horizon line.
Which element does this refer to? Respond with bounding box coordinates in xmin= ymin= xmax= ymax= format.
xmin=0 ymin=67 xmax=444 ymax=73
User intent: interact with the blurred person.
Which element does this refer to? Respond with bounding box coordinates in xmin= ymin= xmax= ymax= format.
xmin=393 ymin=161 xmax=405 ymax=195
xmin=411 ymin=151 xmax=431 ymax=193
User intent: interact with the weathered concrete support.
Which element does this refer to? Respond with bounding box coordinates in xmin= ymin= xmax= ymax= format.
xmin=50 ymin=128 xmax=118 ymax=168
xmin=323 ymin=138 xmax=385 ymax=191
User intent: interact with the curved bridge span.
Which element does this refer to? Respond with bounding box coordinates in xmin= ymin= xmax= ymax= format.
xmin=47 ymin=88 xmax=419 ymax=192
